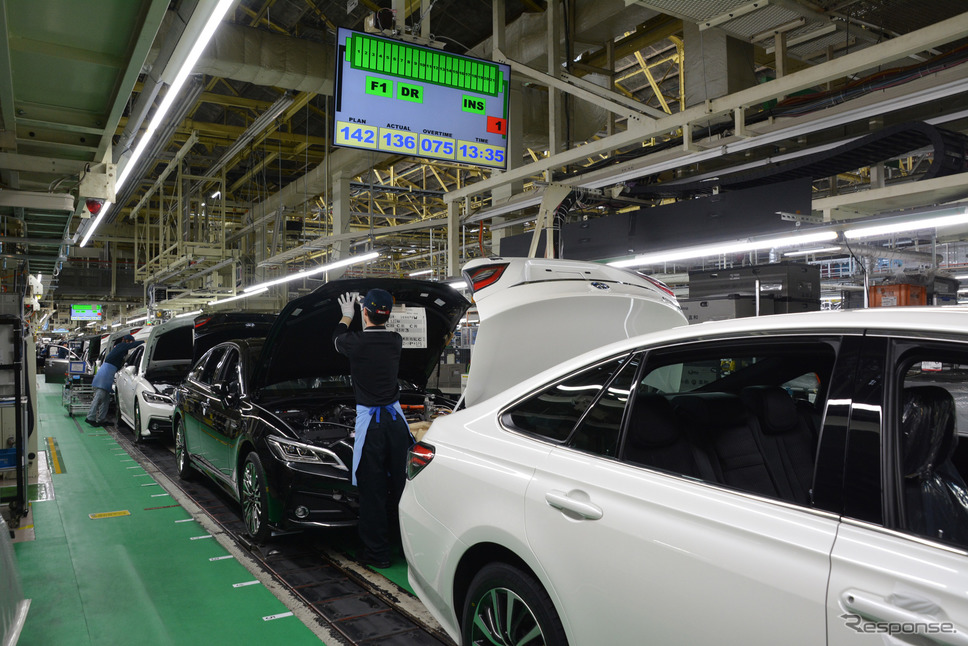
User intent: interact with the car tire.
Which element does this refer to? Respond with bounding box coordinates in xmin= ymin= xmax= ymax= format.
xmin=133 ymin=403 xmax=144 ymax=443
xmin=240 ymin=452 xmax=270 ymax=544
xmin=461 ymin=563 xmax=568 ymax=646
xmin=174 ymin=419 xmax=193 ymax=480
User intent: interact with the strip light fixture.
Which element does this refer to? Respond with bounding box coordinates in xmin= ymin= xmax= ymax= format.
xmin=783 ymin=246 xmax=843 ymax=257
xmin=409 ymin=269 xmax=433 ymax=277
xmin=243 ymin=252 xmax=380 ymax=293
xmin=608 ymin=231 xmax=839 ymax=268
xmin=81 ymin=0 xmax=237 ymax=248
xmin=208 ymin=287 xmax=268 ymax=306
xmin=174 ymin=309 xmax=203 ymax=319
xmin=126 ymin=315 xmax=149 ymax=324
xmin=843 ymin=209 xmax=968 ymax=239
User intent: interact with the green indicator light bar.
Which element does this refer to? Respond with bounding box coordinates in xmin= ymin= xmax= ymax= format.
xmin=346 ymin=33 xmax=502 ymax=97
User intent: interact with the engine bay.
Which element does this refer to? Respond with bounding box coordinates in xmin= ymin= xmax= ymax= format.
xmin=273 ymin=395 xmax=454 ymax=445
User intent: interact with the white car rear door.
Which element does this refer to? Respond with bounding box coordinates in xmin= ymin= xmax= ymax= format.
xmin=827 ymin=337 xmax=968 ymax=645
xmin=518 ymin=345 xmax=837 ymax=645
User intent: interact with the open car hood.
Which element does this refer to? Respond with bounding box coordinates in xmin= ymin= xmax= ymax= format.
xmin=192 ymin=312 xmax=276 ymax=364
xmin=251 ymin=278 xmax=469 ymax=393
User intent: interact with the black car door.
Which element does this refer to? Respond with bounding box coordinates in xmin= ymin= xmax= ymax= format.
xmin=182 ymin=346 xmax=228 ymax=472
xmin=209 ymin=347 xmax=245 ymax=479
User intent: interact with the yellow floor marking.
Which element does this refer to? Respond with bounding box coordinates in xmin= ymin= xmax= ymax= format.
xmin=88 ymin=510 xmax=131 ymax=520
xmin=45 ymin=437 xmax=64 ymax=474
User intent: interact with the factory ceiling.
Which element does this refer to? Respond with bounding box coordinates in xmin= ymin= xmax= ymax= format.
xmin=1 ymin=0 xmax=968 ymax=321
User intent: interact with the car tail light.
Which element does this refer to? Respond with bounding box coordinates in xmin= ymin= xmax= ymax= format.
xmin=462 ymin=262 xmax=509 ymax=293
xmin=639 ymin=273 xmax=676 ymax=298
xmin=194 ymin=316 xmax=212 ymax=328
xmin=407 ymin=442 xmax=435 ymax=480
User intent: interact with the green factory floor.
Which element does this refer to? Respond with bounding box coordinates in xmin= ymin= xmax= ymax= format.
xmin=12 ymin=380 xmax=327 ymax=645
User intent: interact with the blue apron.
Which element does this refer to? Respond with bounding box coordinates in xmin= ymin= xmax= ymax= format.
xmin=352 ymin=401 xmax=412 ymax=486
xmin=92 ymin=363 xmax=119 ymax=391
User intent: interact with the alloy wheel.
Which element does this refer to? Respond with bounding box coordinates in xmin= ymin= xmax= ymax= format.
xmin=241 ymin=461 xmax=264 ymax=537
xmin=469 ymin=587 xmax=545 ymax=646
xmin=175 ymin=424 xmax=187 ymax=473
xmin=133 ymin=405 xmax=143 ymax=443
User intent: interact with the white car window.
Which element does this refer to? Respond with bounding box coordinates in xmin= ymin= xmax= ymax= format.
xmin=624 ymin=339 xmax=837 ymax=506
xmin=568 ymin=354 xmax=641 ymax=458
xmin=503 ymin=355 xmax=630 ymax=443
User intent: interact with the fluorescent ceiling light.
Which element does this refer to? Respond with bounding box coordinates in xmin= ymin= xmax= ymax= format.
xmin=609 ymin=231 xmax=838 ymax=268
xmin=111 ymin=322 xmax=123 ymax=328
xmin=174 ymin=309 xmax=203 ymax=319
xmin=446 ymin=280 xmax=468 ymax=290
xmin=118 ymin=0 xmax=236 ymax=189
xmin=85 ymin=0 xmax=236 ymax=247
xmin=208 ymin=287 xmax=268 ymax=306
xmin=244 ymin=252 xmax=379 ymax=293
xmin=844 ymin=210 xmax=968 ymax=239
xmin=955 ymin=274 xmax=968 ymax=280
xmin=409 ymin=269 xmax=433 ymax=277
xmin=126 ymin=315 xmax=149 ymax=324
xmin=783 ymin=246 xmax=843 ymax=257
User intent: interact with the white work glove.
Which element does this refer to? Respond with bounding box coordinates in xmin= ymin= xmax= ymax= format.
xmin=338 ymin=292 xmax=357 ymax=320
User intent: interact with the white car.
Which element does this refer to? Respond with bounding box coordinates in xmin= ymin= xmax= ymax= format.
xmin=115 ymin=320 xmax=191 ymax=442
xmin=401 ymin=297 xmax=968 ymax=642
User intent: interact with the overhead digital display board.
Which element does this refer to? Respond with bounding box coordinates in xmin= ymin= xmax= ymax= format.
xmin=70 ymin=304 xmax=102 ymax=321
xmin=333 ymin=28 xmax=510 ymax=169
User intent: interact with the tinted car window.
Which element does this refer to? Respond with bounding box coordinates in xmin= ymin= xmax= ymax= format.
xmin=153 ymin=326 xmax=194 ymax=360
xmin=624 ymin=339 xmax=837 ymax=505
xmin=898 ymin=355 xmax=968 ymax=549
xmin=218 ymin=349 xmax=241 ymax=386
xmin=504 ymin=355 xmax=629 ymax=442
xmin=569 ymin=354 xmax=641 ymax=457
xmin=125 ymin=346 xmax=143 ymax=368
xmin=194 ymin=347 xmax=227 ymax=385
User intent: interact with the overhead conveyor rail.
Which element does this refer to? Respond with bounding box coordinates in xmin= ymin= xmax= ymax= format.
xmin=626 ymin=121 xmax=968 ymax=199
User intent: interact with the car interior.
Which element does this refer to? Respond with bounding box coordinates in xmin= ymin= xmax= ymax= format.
xmin=503 ymin=340 xmax=837 ymax=509
xmin=625 ymin=343 xmax=833 ymax=507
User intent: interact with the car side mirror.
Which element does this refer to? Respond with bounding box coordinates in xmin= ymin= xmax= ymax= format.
xmin=225 ymin=380 xmax=241 ymax=406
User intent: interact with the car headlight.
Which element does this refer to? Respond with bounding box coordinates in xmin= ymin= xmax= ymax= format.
xmin=141 ymin=391 xmax=173 ymax=405
xmin=266 ymin=436 xmax=347 ymax=470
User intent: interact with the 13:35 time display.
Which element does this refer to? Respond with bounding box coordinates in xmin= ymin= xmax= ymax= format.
xmin=456 ymin=141 xmax=505 ymax=166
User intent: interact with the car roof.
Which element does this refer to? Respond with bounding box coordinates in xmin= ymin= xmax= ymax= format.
xmin=474 ymin=307 xmax=968 ymax=408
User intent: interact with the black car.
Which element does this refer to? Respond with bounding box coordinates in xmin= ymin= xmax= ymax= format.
xmin=172 ymin=279 xmax=470 ymax=542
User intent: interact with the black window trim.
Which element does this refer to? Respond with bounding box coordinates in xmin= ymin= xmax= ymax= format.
xmin=498 ymin=351 xmax=635 ymax=445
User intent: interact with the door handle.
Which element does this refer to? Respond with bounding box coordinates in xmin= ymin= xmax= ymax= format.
xmin=842 ymin=590 xmax=968 ymax=646
xmin=545 ymin=490 xmax=603 ymax=520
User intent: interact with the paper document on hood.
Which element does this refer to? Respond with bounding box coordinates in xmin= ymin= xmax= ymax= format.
xmin=386 ymin=306 xmax=427 ymax=349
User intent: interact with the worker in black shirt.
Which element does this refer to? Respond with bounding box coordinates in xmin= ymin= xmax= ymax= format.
xmin=333 ymin=288 xmax=412 ymax=569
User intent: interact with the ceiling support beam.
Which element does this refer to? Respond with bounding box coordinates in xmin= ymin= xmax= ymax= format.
xmin=445 ymin=10 xmax=968 ymax=204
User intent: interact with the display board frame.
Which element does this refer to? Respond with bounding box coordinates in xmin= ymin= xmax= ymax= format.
xmin=333 ymin=28 xmax=511 ymax=169
xmin=69 ymin=304 xmax=103 ymax=322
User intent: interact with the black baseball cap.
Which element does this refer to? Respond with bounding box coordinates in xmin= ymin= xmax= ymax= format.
xmin=363 ymin=288 xmax=393 ymax=316
xmin=122 ymin=334 xmax=135 ymax=342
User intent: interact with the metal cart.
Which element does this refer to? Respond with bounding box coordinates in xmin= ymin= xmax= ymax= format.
xmin=63 ymin=362 xmax=94 ymax=417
